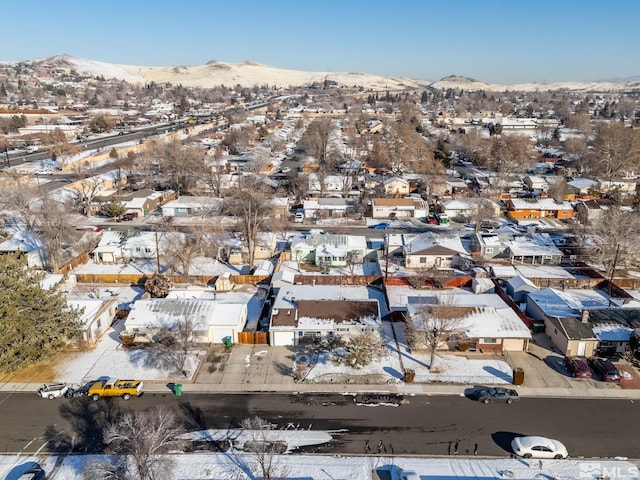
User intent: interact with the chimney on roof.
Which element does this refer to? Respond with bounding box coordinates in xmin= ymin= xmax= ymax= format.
xmin=581 ymin=310 xmax=589 ymax=324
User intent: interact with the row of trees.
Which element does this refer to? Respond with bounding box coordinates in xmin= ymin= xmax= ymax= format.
xmin=89 ymin=409 xmax=288 ymax=480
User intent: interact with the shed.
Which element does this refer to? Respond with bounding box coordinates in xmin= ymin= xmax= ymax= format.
xmin=506 ymin=275 xmax=539 ymax=303
xmin=215 ymin=272 xmax=234 ymax=292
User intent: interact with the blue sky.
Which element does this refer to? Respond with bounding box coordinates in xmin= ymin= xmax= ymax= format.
xmin=2 ymin=0 xmax=639 ymax=83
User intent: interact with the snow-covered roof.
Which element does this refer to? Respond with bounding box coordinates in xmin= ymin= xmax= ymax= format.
xmin=592 ymin=323 xmax=634 ymax=341
xmin=125 ymin=298 xmax=246 ymax=329
xmin=509 ymin=198 xmax=574 ymax=211
xmin=527 ymin=288 xmax=610 ymax=318
xmin=273 ymin=285 xmax=389 ymax=317
xmin=66 ymin=298 xmax=114 ymax=327
xmin=404 ymin=232 xmax=467 ymax=255
xmin=406 ymin=298 xmax=530 ymax=339
xmin=506 ymin=275 xmax=538 ymax=291
xmin=568 ymin=178 xmax=598 ymax=190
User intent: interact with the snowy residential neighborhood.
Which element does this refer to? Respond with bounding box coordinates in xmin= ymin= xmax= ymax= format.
xmin=1 ymin=50 xmax=640 ymax=480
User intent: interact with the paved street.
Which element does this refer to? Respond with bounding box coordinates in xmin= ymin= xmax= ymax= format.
xmin=1 ymin=391 xmax=639 ymax=458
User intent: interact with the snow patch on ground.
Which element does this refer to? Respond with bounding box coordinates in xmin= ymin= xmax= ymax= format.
xmin=1 ymin=453 xmax=636 ymax=480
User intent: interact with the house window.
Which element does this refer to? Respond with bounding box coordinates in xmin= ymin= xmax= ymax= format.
xmin=485 ymin=248 xmax=494 ymax=254
xmin=419 ymin=257 xmax=426 ymax=264
xmin=554 ymin=328 xmax=558 ymax=336
xmin=483 ymin=338 xmax=497 ymax=344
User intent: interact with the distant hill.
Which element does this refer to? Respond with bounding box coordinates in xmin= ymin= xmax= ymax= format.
xmin=8 ymin=54 xmax=424 ymax=91
xmin=3 ymin=54 xmax=640 ymax=93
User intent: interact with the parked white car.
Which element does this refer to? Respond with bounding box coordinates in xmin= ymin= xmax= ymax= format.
xmin=37 ymin=383 xmax=69 ymax=399
xmin=511 ymin=436 xmax=568 ymax=459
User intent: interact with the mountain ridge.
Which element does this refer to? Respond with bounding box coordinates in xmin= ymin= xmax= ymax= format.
xmin=4 ymin=54 xmax=640 ymax=92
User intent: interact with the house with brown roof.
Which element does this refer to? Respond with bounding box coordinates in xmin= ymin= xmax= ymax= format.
xmin=267 ymin=284 xmax=387 ymax=346
xmin=371 ymin=197 xmax=428 ymax=219
xmin=269 ymin=299 xmax=380 ymax=346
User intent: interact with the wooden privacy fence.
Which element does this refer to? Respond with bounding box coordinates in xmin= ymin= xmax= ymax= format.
xmin=237 ymin=331 xmax=269 ymax=345
xmin=69 ymin=273 xmax=272 ymax=286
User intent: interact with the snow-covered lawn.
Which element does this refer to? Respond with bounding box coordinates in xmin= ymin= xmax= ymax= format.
xmin=2 ymin=453 xmax=635 ymax=480
xmin=299 ymin=322 xmax=513 ymax=385
xmin=55 ymin=319 xmax=202 ymax=383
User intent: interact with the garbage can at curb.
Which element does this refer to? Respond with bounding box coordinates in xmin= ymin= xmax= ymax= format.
xmin=174 ymin=384 xmax=183 ymax=396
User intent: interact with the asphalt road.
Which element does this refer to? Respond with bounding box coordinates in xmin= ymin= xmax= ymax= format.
xmin=1 ymin=392 xmax=639 ymax=458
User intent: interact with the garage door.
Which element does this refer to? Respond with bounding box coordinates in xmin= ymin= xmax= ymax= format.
xmin=272 ymin=331 xmax=295 ymax=346
xmin=212 ymin=328 xmax=234 ymax=344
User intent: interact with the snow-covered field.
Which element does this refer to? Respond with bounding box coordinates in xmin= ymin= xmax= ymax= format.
xmin=2 ymin=452 xmax=636 ymax=480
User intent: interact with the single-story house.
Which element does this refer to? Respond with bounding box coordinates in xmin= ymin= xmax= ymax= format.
xmin=302 ymin=198 xmax=356 ymax=219
xmin=290 ymin=233 xmax=369 ymax=267
xmin=568 ymin=178 xmax=599 ymax=195
xmin=124 ymin=298 xmax=247 ymax=344
xmin=219 ymin=232 xmax=278 ymax=265
xmin=270 ymin=298 xmax=381 ymax=347
xmin=507 ymin=198 xmax=575 ymax=220
xmin=403 ymin=232 xmax=468 ymax=270
xmin=0 ymin=229 xmax=48 ymax=269
xmin=523 ymin=175 xmax=549 ymax=191
xmin=382 ymin=176 xmax=411 ymax=195
xmin=67 ymin=298 xmax=117 ymax=343
xmin=268 ymin=284 xmax=389 ymax=346
xmin=371 ymin=197 xmax=428 ymax=219
xmin=308 ymin=173 xmax=352 ymax=194
xmin=161 ymin=196 xmax=223 ymax=217
xmin=440 ymin=198 xmax=502 ymax=220
xmin=525 ymin=288 xmax=621 ymax=356
xmin=402 ymin=289 xmax=531 ymax=353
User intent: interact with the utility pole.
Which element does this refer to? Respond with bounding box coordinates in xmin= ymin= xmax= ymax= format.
xmin=154 ymin=227 xmax=161 ymax=274
xmin=607 ymin=244 xmax=620 ymax=307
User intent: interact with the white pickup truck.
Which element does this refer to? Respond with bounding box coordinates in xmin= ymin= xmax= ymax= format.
xmin=37 ymin=383 xmax=69 ymax=399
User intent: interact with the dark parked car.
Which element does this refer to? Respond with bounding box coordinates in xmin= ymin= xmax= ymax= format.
xmin=587 ymin=357 xmax=620 ymax=382
xmin=563 ymin=356 xmax=592 ymax=378
xmin=473 ymin=387 xmax=520 ymax=404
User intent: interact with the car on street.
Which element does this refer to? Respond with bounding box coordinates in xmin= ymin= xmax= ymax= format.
xmin=511 ymin=436 xmax=568 ymax=459
xmin=472 ymin=387 xmax=520 ymax=404
xmin=587 ymin=357 xmax=620 ymax=382
xmin=370 ymin=222 xmax=390 ymax=229
xmin=75 ymin=226 xmax=103 ymax=233
xmin=563 ymin=356 xmax=592 ymax=378
xmin=37 ymin=383 xmax=69 ymax=400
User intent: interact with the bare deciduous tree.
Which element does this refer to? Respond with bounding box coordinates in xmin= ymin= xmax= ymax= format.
xmin=158 ymin=317 xmax=202 ymax=376
xmin=71 ymin=162 xmax=105 ymax=216
xmin=405 ymin=296 xmax=465 ymax=370
xmin=102 ymin=406 xmax=186 ymax=480
xmin=240 ymin=416 xmax=290 ymax=480
xmin=226 ymin=176 xmax=273 ymax=270
xmin=591 ymin=123 xmax=640 ymax=181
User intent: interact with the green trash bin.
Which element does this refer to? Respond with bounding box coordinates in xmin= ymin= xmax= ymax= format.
xmin=174 ymin=384 xmax=183 ymax=396
xmin=224 ymin=337 xmax=233 ymax=347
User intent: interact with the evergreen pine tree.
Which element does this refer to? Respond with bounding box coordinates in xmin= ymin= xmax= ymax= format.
xmin=0 ymin=254 xmax=80 ymax=371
